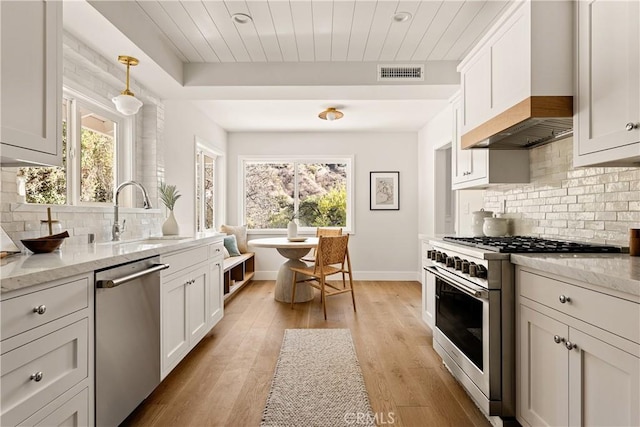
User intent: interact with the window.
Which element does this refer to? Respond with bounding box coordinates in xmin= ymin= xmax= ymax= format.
xmin=241 ymin=157 xmax=353 ymax=232
xmin=19 ymin=91 xmax=130 ymax=206
xmin=196 ymin=143 xmax=219 ymax=232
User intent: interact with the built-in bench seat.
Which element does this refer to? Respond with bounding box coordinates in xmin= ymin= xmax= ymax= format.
xmin=222 ymin=252 xmax=255 ymax=303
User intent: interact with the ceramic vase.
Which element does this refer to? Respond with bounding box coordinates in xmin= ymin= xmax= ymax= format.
xmin=162 ymin=210 xmax=179 ymax=236
xmin=287 ymin=220 xmax=297 ymax=238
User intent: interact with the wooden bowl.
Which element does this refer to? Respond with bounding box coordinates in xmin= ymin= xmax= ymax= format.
xmin=21 ymin=231 xmax=69 ymax=254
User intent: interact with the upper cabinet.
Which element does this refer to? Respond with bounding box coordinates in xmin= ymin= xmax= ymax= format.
xmin=451 ymin=94 xmax=529 ymax=190
xmin=574 ymin=0 xmax=640 ymax=167
xmin=459 ymin=0 xmax=573 ymax=150
xmin=0 ymin=0 xmax=62 ymax=166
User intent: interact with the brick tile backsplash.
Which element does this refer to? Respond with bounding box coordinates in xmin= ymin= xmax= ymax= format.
xmin=1 ymin=31 xmax=165 ymax=249
xmin=484 ymin=138 xmax=640 ymax=246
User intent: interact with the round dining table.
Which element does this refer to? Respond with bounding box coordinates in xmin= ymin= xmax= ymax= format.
xmin=249 ymin=237 xmax=318 ymax=303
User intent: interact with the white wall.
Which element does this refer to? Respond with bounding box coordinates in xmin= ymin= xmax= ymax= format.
xmin=163 ymin=100 xmax=228 ymax=235
xmin=227 ymin=132 xmax=419 ymax=281
xmin=417 ymin=103 xmax=453 ymax=237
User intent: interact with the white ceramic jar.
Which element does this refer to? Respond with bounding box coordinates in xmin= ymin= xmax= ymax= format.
xmin=471 ymin=209 xmax=494 ymax=236
xmin=483 ymin=217 xmax=509 ymax=237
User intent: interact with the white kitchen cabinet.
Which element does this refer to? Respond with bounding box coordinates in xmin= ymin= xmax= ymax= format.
xmin=0 ymin=274 xmax=93 ymax=427
xmin=161 ymin=262 xmax=210 ymax=377
xmin=0 ymin=0 xmax=62 ymax=166
xmin=160 ymin=242 xmax=225 ymax=379
xmin=451 ymin=94 xmax=529 ymax=190
xmin=208 ymin=243 xmax=224 ymax=328
xmin=516 ymin=267 xmax=640 ymax=427
xmin=420 ymin=241 xmax=435 ymax=329
xmin=574 ymin=0 xmax=640 ymax=166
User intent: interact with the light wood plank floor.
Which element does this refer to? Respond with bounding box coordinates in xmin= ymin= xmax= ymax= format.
xmin=124 ymin=280 xmax=490 ymax=427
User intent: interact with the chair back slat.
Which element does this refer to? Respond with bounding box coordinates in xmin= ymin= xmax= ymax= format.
xmin=315 ymin=235 xmax=349 ymax=268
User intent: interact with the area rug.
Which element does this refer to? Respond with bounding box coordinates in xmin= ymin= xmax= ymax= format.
xmin=261 ymin=329 xmax=376 ymax=427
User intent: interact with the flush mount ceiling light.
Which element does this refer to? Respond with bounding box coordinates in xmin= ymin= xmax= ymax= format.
xmin=231 ymin=13 xmax=253 ymax=24
xmin=393 ymin=11 xmax=412 ymax=22
xmin=112 ymin=55 xmax=143 ymax=116
xmin=318 ymin=107 xmax=344 ymax=121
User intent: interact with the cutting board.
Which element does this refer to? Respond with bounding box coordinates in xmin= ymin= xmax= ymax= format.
xmin=1 ymin=225 xmax=20 ymax=256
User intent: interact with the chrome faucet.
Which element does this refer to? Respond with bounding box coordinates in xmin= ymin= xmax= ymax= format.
xmin=112 ymin=180 xmax=152 ymax=241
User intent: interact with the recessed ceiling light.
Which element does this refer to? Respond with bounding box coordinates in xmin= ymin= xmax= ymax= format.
xmin=393 ymin=12 xmax=412 ymax=23
xmin=231 ymin=13 xmax=253 ymax=24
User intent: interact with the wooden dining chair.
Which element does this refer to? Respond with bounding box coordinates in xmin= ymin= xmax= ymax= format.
xmin=301 ymin=227 xmax=342 ymax=263
xmin=290 ymin=234 xmax=355 ymax=320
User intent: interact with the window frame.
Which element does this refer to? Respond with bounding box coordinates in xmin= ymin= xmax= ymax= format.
xmin=63 ymin=87 xmax=133 ymax=207
xmin=195 ymin=138 xmax=223 ymax=232
xmin=239 ymin=155 xmax=354 ymax=235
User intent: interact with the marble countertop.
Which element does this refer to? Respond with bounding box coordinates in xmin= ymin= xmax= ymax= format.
xmin=1 ymin=233 xmax=225 ymax=294
xmin=511 ymin=254 xmax=640 ymax=298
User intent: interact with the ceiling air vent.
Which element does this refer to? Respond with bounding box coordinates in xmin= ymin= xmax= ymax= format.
xmin=377 ymin=65 xmax=424 ymax=82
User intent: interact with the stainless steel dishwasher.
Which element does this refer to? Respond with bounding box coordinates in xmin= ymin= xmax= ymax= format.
xmin=95 ymin=257 xmax=169 ymax=427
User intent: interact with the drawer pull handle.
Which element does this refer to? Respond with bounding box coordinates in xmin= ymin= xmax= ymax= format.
xmin=558 ymin=295 xmax=571 ymax=304
xmin=33 ymin=305 xmax=47 ymax=315
xmin=626 ymin=122 xmax=638 ymax=131
xmin=30 ymin=372 xmax=44 ymax=382
xmin=216 ymin=248 xmax=221 ymax=252
xmin=565 ymin=341 xmax=577 ymax=351
xmin=553 ymin=335 xmax=565 ymax=344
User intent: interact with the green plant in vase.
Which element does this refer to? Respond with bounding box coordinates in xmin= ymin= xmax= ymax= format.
xmin=159 ymin=182 xmax=181 ymax=235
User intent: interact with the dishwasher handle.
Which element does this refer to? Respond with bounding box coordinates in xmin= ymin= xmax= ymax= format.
xmin=97 ymin=263 xmax=170 ymax=289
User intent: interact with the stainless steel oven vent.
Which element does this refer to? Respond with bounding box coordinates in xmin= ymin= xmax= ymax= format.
xmin=377 ymin=65 xmax=424 ymax=81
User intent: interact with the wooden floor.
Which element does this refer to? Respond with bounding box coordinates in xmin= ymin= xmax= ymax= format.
xmin=124 ymin=280 xmax=490 ymax=427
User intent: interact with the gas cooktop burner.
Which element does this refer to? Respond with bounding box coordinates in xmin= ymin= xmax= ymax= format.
xmin=442 ymin=236 xmax=622 ymax=253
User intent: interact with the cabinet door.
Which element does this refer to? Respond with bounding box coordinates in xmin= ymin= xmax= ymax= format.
xmin=576 ymin=0 xmax=640 ymax=159
xmin=161 ymin=277 xmax=188 ymax=374
xmin=518 ymin=305 xmax=569 ymax=427
xmin=0 ymin=0 xmax=61 ymax=164
xmin=461 ymin=54 xmax=491 ymax=133
xmin=208 ymin=259 xmax=224 ymax=328
xmin=451 ymin=99 xmax=471 ymax=184
xmin=491 ymin=10 xmax=529 ymax=114
xmin=568 ymin=328 xmax=640 ymax=427
xmin=187 ymin=265 xmax=209 ymax=346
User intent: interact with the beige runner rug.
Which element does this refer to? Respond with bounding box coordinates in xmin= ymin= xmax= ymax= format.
xmin=261 ymin=329 xmax=376 ymax=427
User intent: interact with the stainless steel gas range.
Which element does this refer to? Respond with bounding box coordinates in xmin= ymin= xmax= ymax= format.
xmin=425 ymin=236 xmax=622 ymax=423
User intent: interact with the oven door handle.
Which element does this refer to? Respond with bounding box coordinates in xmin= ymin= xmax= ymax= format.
xmin=425 ymin=266 xmax=489 ymax=299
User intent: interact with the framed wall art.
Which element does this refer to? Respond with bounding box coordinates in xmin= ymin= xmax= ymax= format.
xmin=370 ymin=171 xmax=399 ymax=210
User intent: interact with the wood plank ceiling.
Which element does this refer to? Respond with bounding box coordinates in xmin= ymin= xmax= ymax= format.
xmin=134 ymin=0 xmax=511 ymax=64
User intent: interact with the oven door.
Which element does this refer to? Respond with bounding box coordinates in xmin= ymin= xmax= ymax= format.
xmin=426 ymin=266 xmax=500 ymax=402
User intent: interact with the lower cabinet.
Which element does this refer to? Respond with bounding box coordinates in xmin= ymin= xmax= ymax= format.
xmin=0 ymin=274 xmax=93 ymax=427
xmin=516 ymin=267 xmax=640 ymax=427
xmin=161 ymin=263 xmax=210 ymax=377
xmin=160 ymin=241 xmax=225 ymax=379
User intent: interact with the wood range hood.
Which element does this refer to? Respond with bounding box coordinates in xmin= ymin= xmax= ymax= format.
xmin=461 ymin=96 xmax=574 ymax=150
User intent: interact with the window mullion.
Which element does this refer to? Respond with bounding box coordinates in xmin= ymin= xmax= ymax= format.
xmin=70 ymin=98 xmax=81 ymax=206
xmin=293 ymin=161 xmax=299 ymax=218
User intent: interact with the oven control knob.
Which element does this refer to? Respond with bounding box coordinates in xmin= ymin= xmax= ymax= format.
xmin=435 ymin=252 xmax=443 ymax=262
xmin=475 ymin=265 xmax=488 ymax=279
xmin=468 ymin=263 xmax=478 ymax=277
xmin=454 ymin=258 xmax=463 ymax=270
xmin=427 ymin=250 xmax=434 ymax=260
xmin=461 ymin=261 xmax=470 ymax=274
xmin=446 ymin=256 xmax=455 ymax=268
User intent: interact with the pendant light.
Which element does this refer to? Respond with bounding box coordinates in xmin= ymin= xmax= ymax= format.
xmin=318 ymin=107 xmax=344 ymax=121
xmin=112 ymin=56 xmax=143 ymax=116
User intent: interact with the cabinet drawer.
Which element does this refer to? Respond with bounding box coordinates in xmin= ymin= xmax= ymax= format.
xmin=209 ymin=242 xmax=224 ymax=259
xmin=21 ymin=387 xmax=89 ymax=427
xmin=161 ymin=246 xmax=209 ymax=277
xmin=519 ymin=270 xmax=640 ymax=344
xmin=1 ymin=278 xmax=89 ymax=340
xmin=0 ymin=318 xmax=89 ymax=426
